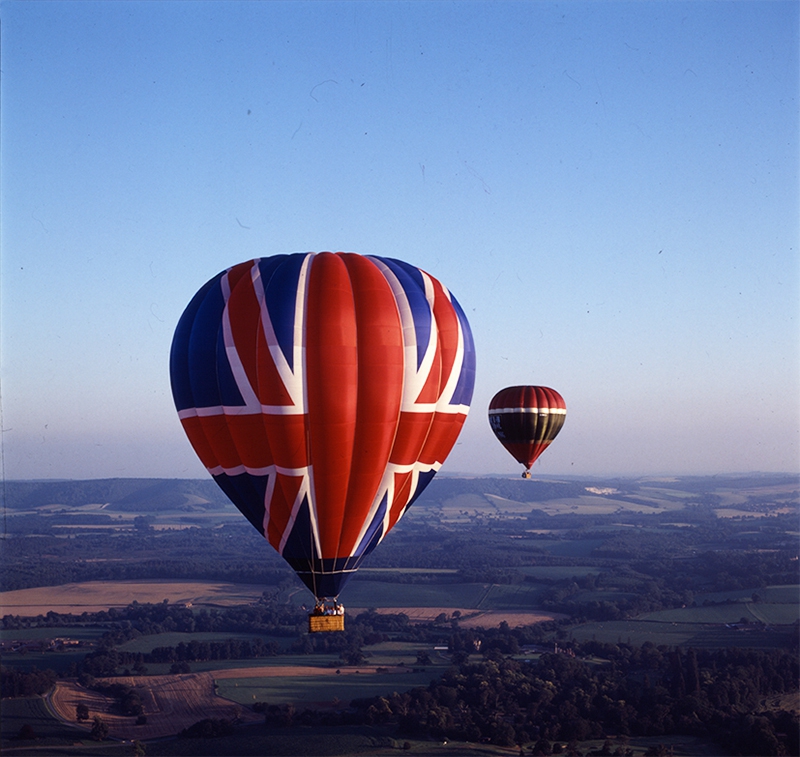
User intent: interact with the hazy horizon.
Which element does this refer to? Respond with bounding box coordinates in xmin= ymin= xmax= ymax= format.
xmin=2 ymin=1 xmax=798 ymax=481
xmin=6 ymin=470 xmax=799 ymax=484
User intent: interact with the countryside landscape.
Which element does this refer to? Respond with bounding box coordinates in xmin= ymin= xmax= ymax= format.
xmin=1 ymin=473 xmax=798 ymax=756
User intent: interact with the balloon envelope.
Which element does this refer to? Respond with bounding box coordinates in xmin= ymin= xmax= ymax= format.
xmin=488 ymin=386 xmax=566 ymax=472
xmin=170 ymin=253 xmax=475 ymax=598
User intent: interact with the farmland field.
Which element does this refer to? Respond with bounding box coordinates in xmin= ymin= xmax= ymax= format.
xmin=357 ymin=606 xmax=565 ymax=628
xmin=567 ymin=620 xmax=718 ymax=647
xmin=0 ymin=626 xmax=106 ymax=643
xmin=326 ymin=580 xmax=488 ymax=609
xmin=215 ymin=667 xmax=444 ymax=709
xmin=0 ymin=695 xmax=83 ymax=748
xmin=694 ymin=584 xmax=800 ymax=605
xmin=567 ymin=617 xmax=798 ymax=649
xmin=641 ymin=602 xmax=799 ymax=625
xmin=0 ymin=580 xmax=265 ymax=615
xmin=210 ymin=647 xmax=453 ymax=710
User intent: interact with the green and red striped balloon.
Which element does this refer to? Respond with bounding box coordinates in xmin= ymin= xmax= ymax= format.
xmin=488 ymin=386 xmax=566 ymax=478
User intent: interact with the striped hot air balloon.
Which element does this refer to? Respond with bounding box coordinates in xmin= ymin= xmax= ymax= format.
xmin=170 ymin=253 xmax=475 ymax=622
xmin=488 ymin=386 xmax=566 ymax=478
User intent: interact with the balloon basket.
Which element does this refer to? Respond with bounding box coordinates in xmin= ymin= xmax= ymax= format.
xmin=308 ymin=599 xmax=345 ymax=633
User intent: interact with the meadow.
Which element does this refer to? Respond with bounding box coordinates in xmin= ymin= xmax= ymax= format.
xmin=215 ymin=665 xmax=445 ymax=709
xmin=0 ymin=696 xmax=82 ymax=747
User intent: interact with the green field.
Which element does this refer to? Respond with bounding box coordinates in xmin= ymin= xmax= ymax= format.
xmin=0 ymin=696 xmax=84 ymax=748
xmin=566 ymin=620 xmax=700 ymax=646
xmin=1 ymin=648 xmax=92 ymax=675
xmin=334 ymin=580 xmax=487 ymax=609
xmin=567 ymin=616 xmax=797 ymax=649
xmin=217 ymin=666 xmax=445 ymax=709
xmin=117 ymin=630 xmax=277 ymax=654
xmin=566 ymin=583 xmax=799 ymax=649
xmin=641 ymin=602 xmax=799 ymax=625
xmin=477 ymin=582 xmax=549 ymax=610
xmin=0 ymin=627 xmax=106 ymax=643
xmin=694 ymin=584 xmax=800 ymax=605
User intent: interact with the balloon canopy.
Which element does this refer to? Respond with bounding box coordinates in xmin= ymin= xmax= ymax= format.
xmin=488 ymin=386 xmax=566 ymax=476
xmin=170 ymin=253 xmax=475 ymax=599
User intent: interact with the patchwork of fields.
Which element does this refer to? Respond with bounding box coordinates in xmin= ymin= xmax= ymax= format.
xmin=2 ymin=474 xmax=797 ymax=754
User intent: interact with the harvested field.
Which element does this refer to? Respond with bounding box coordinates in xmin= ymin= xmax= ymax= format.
xmin=0 ymin=580 xmax=264 ymax=616
xmin=49 ymin=674 xmax=262 ymax=741
xmin=352 ymin=606 xmax=565 ymax=628
xmin=212 ymin=664 xmax=406 ymax=678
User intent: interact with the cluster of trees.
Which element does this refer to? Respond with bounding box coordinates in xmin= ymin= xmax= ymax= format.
xmin=77 ymin=637 xmax=284 ymax=676
xmin=89 ymin=680 xmax=145 ymax=717
xmin=257 ymin=643 xmax=798 ymax=756
xmin=179 ymin=717 xmax=235 ymax=739
xmin=0 ymin=666 xmax=56 ymax=697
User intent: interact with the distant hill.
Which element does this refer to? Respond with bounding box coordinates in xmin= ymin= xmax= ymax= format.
xmin=2 ymin=475 xmax=599 ymax=513
xmin=2 ymin=478 xmax=230 ymax=512
xmin=3 ymin=473 xmax=796 ymax=514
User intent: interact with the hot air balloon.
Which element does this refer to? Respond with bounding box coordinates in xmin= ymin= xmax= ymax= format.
xmin=488 ymin=386 xmax=566 ymax=478
xmin=170 ymin=253 xmax=475 ymax=631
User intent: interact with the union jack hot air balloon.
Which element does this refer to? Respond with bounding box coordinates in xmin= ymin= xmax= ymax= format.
xmin=488 ymin=386 xmax=566 ymax=478
xmin=170 ymin=253 xmax=475 ymax=630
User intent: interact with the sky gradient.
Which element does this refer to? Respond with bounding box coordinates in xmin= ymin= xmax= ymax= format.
xmin=2 ymin=1 xmax=798 ymax=480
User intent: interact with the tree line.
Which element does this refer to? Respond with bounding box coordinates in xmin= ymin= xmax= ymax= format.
xmin=265 ymin=642 xmax=799 ymax=757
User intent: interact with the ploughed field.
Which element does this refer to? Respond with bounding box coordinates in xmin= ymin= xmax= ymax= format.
xmin=47 ymin=661 xmax=443 ymax=740
xmin=49 ymin=673 xmax=262 ymax=740
xmin=0 ymin=580 xmax=265 ymax=616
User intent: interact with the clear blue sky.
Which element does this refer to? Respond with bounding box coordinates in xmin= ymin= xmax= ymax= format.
xmin=2 ymin=1 xmax=798 ymax=480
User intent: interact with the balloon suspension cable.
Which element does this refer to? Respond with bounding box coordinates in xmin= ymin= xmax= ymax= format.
xmin=311 ymin=597 xmax=344 ymax=615
xmin=308 ymin=596 xmax=345 ymax=632
xmin=308 ymin=502 xmax=319 ymax=602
